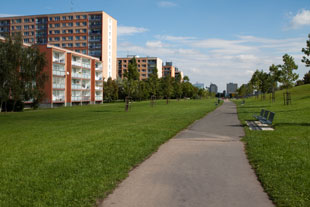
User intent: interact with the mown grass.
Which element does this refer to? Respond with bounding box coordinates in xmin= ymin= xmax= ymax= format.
xmin=0 ymin=99 xmax=217 ymax=207
xmin=235 ymin=84 xmax=310 ymax=207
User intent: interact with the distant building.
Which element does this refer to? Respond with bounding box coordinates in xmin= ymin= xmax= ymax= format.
xmin=193 ymin=82 xmax=204 ymax=89
xmin=174 ymin=67 xmax=184 ymax=80
xmin=162 ymin=62 xmax=175 ymax=78
xmin=209 ymin=83 xmax=218 ymax=94
xmin=227 ymin=82 xmax=238 ymax=96
xmin=117 ymin=56 xmax=163 ymax=80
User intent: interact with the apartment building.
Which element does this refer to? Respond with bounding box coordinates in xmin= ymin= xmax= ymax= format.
xmin=174 ymin=67 xmax=184 ymax=80
xmin=117 ymin=56 xmax=163 ymax=80
xmin=209 ymin=83 xmax=218 ymax=94
xmin=0 ymin=11 xmax=117 ymax=79
xmin=162 ymin=62 xmax=175 ymax=78
xmin=226 ymin=82 xmax=238 ymax=96
xmin=37 ymin=44 xmax=104 ymax=108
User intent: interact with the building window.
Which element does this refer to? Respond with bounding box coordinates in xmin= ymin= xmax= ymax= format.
xmin=82 ymin=22 xmax=87 ymax=26
xmin=68 ymin=22 xmax=73 ymax=27
xmin=82 ymin=36 xmax=87 ymax=40
xmin=49 ymin=37 xmax=53 ymax=41
xmin=55 ymin=23 xmax=60 ymax=28
xmin=76 ymin=15 xmax=80 ymax=19
xmin=76 ymin=22 xmax=80 ymax=26
xmin=62 ymin=23 xmax=66 ymax=27
xmin=68 ymin=29 xmax=73 ymax=34
xmin=54 ymin=37 xmax=60 ymax=41
xmin=15 ymin=19 xmax=22 ymax=23
xmin=68 ymin=43 xmax=73 ymax=47
xmin=49 ymin=24 xmax=53 ymax=28
xmin=24 ymin=38 xmax=29 ymax=43
xmin=75 ymin=36 xmax=80 ymax=40
xmin=62 ymin=30 xmax=66 ymax=34
xmin=82 ymin=15 xmax=87 ymax=19
xmin=62 ymin=37 xmax=66 ymax=41
xmin=31 ymin=25 xmax=35 ymax=29
xmin=75 ymin=29 xmax=80 ymax=33
xmin=49 ymin=17 xmax=53 ymax=21
xmin=75 ymin=43 xmax=80 ymax=47
xmin=75 ymin=49 xmax=80 ymax=52
xmin=82 ymin=29 xmax=87 ymax=33
xmin=54 ymin=44 xmax=60 ymax=47
xmin=82 ymin=50 xmax=87 ymax=54
xmin=68 ymin=16 xmax=73 ymax=20
xmin=24 ymin=18 xmax=29 ymax=23
xmin=62 ymin=43 xmax=66 ymax=47
xmin=62 ymin=16 xmax=66 ymax=20
xmin=16 ymin=26 xmax=21 ymax=30
xmin=24 ymin=25 xmax=29 ymax=30
xmin=24 ymin=32 xmax=29 ymax=36
xmin=55 ymin=16 xmax=60 ymax=21
xmin=82 ymin=43 xmax=87 ymax=47
xmin=54 ymin=30 xmax=60 ymax=34
xmin=68 ymin=36 xmax=73 ymax=40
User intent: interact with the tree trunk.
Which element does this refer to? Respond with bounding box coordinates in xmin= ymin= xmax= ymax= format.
xmin=125 ymin=96 xmax=129 ymax=112
xmin=0 ymin=100 xmax=3 ymax=112
xmin=166 ymin=97 xmax=169 ymax=104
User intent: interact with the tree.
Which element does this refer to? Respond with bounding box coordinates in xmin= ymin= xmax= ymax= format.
xmin=303 ymin=70 xmax=310 ymax=84
xmin=301 ymin=34 xmax=310 ymax=67
xmin=279 ymin=54 xmax=299 ymax=105
xmin=0 ymin=33 xmax=47 ymax=112
xmin=148 ymin=67 xmax=159 ymax=106
xmin=123 ymin=57 xmax=139 ymax=111
xmin=250 ymin=70 xmax=260 ymax=98
xmin=161 ymin=76 xmax=173 ymax=104
xmin=268 ymin=64 xmax=282 ymax=102
xmin=173 ymin=74 xmax=183 ymax=100
xmin=103 ymin=77 xmax=118 ymax=102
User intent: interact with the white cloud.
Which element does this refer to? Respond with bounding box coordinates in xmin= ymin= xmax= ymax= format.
xmin=290 ymin=9 xmax=310 ymax=29
xmin=146 ymin=40 xmax=164 ymax=48
xmin=157 ymin=1 xmax=177 ymax=8
xmin=118 ymin=26 xmax=148 ymax=36
xmin=0 ymin=14 xmax=19 ymax=17
xmin=118 ymin=35 xmax=307 ymax=91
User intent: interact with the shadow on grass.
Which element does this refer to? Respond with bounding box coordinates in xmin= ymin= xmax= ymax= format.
xmin=239 ymin=105 xmax=269 ymax=109
xmin=91 ymin=109 xmax=123 ymax=113
xmin=227 ymin=124 xmax=248 ymax=127
xmin=274 ymin=122 xmax=310 ymax=127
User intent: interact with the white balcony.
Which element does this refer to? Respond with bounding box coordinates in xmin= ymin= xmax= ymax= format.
xmin=53 ymin=70 xmax=66 ymax=76
xmin=95 ymin=86 xmax=102 ymax=90
xmin=72 ymin=84 xmax=82 ymax=89
xmin=82 ymin=63 xmax=91 ymax=68
xmin=95 ymin=66 xmax=102 ymax=71
xmin=82 ymin=74 xmax=91 ymax=79
xmin=53 ymin=58 xmax=65 ymax=64
xmin=95 ymin=76 xmax=103 ymax=81
xmin=72 ymin=61 xmax=81 ymax=67
xmin=82 ymin=85 xmax=91 ymax=90
xmin=71 ymin=96 xmax=82 ymax=101
xmin=95 ymin=96 xmax=102 ymax=101
xmin=53 ymin=83 xmax=65 ymax=89
xmin=53 ymin=96 xmax=65 ymax=102
xmin=72 ymin=73 xmax=82 ymax=78
xmin=82 ymin=96 xmax=90 ymax=101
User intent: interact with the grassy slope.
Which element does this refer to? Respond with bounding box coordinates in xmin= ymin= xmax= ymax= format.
xmin=235 ymin=84 xmax=310 ymax=207
xmin=0 ymin=99 xmax=217 ymax=207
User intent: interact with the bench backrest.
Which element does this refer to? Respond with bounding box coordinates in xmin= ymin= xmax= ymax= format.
xmin=260 ymin=109 xmax=265 ymax=116
xmin=268 ymin=112 xmax=275 ymax=123
xmin=263 ymin=110 xmax=269 ymax=119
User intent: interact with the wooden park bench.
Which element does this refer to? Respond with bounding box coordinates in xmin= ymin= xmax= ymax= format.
xmin=247 ymin=109 xmax=275 ymax=130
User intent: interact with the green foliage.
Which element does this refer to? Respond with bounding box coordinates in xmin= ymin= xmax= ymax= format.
xmin=0 ymin=99 xmax=217 ymax=207
xmin=103 ymin=77 xmax=118 ymax=102
xmin=303 ymin=70 xmax=310 ymax=84
xmin=0 ymin=34 xmax=47 ymax=112
xmin=301 ymin=33 xmax=310 ymax=67
xmin=160 ymin=76 xmax=173 ymax=103
xmin=123 ymin=57 xmax=140 ymax=81
xmin=279 ymin=54 xmax=299 ymax=90
xmin=235 ymin=84 xmax=310 ymax=207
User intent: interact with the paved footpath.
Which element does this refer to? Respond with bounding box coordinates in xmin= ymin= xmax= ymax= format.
xmin=99 ymin=100 xmax=274 ymax=207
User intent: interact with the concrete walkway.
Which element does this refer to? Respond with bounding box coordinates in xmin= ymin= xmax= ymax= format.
xmin=99 ymin=100 xmax=274 ymax=207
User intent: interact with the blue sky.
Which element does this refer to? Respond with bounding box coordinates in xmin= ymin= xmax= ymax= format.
xmin=1 ymin=0 xmax=310 ymax=91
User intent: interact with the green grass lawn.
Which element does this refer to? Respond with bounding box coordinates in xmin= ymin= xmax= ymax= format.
xmin=235 ymin=84 xmax=310 ymax=207
xmin=0 ymin=99 xmax=217 ymax=207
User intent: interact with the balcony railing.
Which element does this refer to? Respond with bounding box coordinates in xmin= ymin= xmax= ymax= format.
xmin=82 ymin=96 xmax=90 ymax=101
xmin=53 ymin=83 xmax=65 ymax=89
xmin=82 ymin=85 xmax=91 ymax=90
xmin=82 ymin=74 xmax=91 ymax=79
xmin=72 ymin=84 xmax=82 ymax=89
xmin=71 ymin=96 xmax=82 ymax=101
xmin=72 ymin=61 xmax=81 ymax=67
xmin=95 ymin=86 xmax=102 ymax=90
xmin=95 ymin=66 xmax=102 ymax=71
xmin=95 ymin=96 xmax=102 ymax=101
xmin=53 ymin=96 xmax=65 ymax=102
xmin=82 ymin=63 xmax=91 ymax=68
xmin=95 ymin=76 xmax=103 ymax=81
xmin=53 ymin=70 xmax=65 ymax=76
xmin=72 ymin=73 xmax=82 ymax=78
xmin=53 ymin=58 xmax=65 ymax=63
